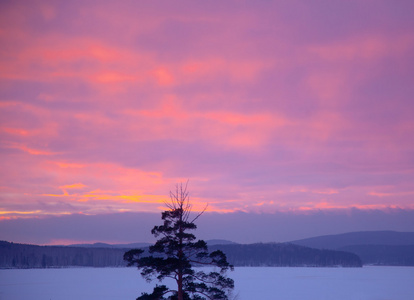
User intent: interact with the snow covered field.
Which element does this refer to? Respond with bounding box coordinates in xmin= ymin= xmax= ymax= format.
xmin=1 ymin=266 xmax=413 ymax=300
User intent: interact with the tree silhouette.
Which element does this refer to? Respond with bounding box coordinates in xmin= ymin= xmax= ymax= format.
xmin=124 ymin=183 xmax=234 ymax=300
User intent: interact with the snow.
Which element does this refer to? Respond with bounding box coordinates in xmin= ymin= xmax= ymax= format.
xmin=230 ymin=266 xmax=414 ymax=300
xmin=0 ymin=266 xmax=413 ymax=300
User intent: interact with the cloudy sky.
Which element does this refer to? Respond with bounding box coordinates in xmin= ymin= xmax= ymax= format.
xmin=1 ymin=0 xmax=414 ymax=244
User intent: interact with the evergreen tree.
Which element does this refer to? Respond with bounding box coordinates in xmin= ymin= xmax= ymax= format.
xmin=124 ymin=183 xmax=234 ymax=300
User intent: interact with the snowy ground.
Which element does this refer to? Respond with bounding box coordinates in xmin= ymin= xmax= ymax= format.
xmin=1 ymin=266 xmax=413 ymax=300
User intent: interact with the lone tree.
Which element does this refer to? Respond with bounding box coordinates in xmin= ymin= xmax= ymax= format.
xmin=124 ymin=183 xmax=234 ymax=300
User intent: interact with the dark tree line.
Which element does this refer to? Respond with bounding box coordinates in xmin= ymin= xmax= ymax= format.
xmin=0 ymin=240 xmax=366 ymax=269
xmin=0 ymin=241 xmax=126 ymax=268
xmin=211 ymin=243 xmax=362 ymax=267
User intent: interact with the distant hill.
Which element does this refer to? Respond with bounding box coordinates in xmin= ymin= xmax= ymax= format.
xmin=340 ymin=244 xmax=414 ymax=266
xmin=68 ymin=242 xmax=152 ymax=249
xmin=207 ymin=239 xmax=238 ymax=246
xmin=290 ymin=231 xmax=414 ymax=266
xmin=67 ymin=240 xmax=235 ymax=249
xmin=290 ymin=231 xmax=414 ymax=249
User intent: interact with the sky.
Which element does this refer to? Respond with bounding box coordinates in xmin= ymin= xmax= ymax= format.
xmin=1 ymin=0 xmax=414 ymax=244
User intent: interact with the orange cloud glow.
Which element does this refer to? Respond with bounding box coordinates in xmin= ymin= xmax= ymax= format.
xmin=6 ymin=143 xmax=58 ymax=156
xmin=59 ymin=183 xmax=87 ymax=190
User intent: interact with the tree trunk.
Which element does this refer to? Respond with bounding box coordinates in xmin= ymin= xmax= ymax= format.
xmin=178 ymin=272 xmax=183 ymax=300
xmin=178 ymin=206 xmax=184 ymax=300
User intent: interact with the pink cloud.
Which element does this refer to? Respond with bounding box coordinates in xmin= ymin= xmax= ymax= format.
xmin=1 ymin=0 xmax=414 ymax=223
xmin=308 ymin=35 xmax=414 ymax=62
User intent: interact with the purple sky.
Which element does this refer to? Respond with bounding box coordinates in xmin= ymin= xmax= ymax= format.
xmin=1 ymin=1 xmax=414 ymax=244
xmin=2 ymin=209 xmax=414 ymax=245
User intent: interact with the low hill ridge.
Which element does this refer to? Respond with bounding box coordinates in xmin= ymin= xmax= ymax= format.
xmin=290 ymin=231 xmax=414 ymax=266
xmin=66 ymin=239 xmax=235 ymax=249
xmin=68 ymin=242 xmax=152 ymax=249
xmin=290 ymin=231 xmax=414 ymax=249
